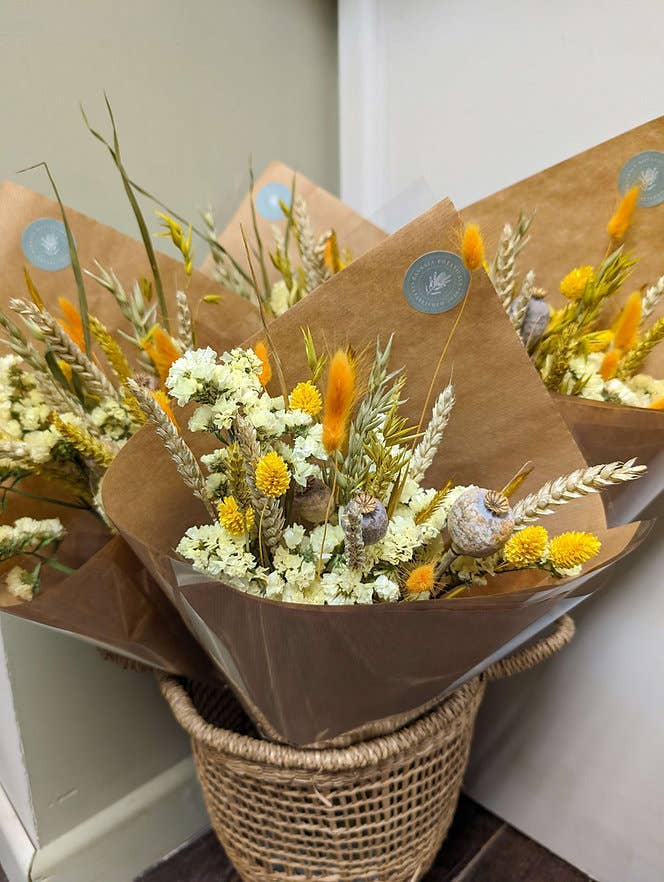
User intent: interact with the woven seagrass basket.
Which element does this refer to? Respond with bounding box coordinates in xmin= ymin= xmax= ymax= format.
xmin=159 ymin=615 xmax=574 ymax=882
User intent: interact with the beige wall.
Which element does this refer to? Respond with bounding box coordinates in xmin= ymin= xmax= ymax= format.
xmin=1 ymin=0 xmax=338 ymax=254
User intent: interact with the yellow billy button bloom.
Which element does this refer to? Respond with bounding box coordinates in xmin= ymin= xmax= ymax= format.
xmin=560 ymin=265 xmax=594 ymax=300
xmin=218 ymin=496 xmax=255 ymax=536
xmin=255 ymin=451 xmax=291 ymax=497
xmin=461 ymin=224 xmax=485 ymax=271
xmin=289 ymin=381 xmax=322 ymax=417
xmin=502 ymin=526 xmax=548 ymax=568
xmin=548 ymin=531 xmax=601 ymax=571
xmin=405 ymin=563 xmax=435 ymax=595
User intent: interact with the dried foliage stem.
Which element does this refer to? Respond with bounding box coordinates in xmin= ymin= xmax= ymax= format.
xmin=512 ymin=459 xmax=646 ymax=525
xmin=410 ymin=383 xmax=455 ymax=483
xmin=129 ymin=380 xmax=215 ymax=518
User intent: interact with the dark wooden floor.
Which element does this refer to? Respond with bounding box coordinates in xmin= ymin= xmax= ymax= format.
xmin=136 ymin=796 xmax=594 ymax=882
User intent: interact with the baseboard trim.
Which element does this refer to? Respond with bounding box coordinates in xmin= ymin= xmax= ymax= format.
xmin=30 ymin=757 xmax=209 ymax=882
xmin=0 ymin=783 xmax=36 ymax=882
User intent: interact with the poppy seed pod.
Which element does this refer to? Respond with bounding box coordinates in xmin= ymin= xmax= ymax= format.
xmin=292 ymin=478 xmax=332 ymax=525
xmin=447 ymin=488 xmax=515 ymax=557
xmin=520 ymin=293 xmax=550 ymax=348
xmin=355 ymin=492 xmax=388 ymax=545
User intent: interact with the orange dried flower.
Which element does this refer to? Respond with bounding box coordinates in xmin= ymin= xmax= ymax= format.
xmin=607 ymin=186 xmax=639 ymax=240
xmin=254 ymin=341 xmax=272 ymax=387
xmin=140 ymin=326 xmax=182 ymax=384
xmin=600 ymin=349 xmax=622 ymax=381
xmin=151 ymin=389 xmax=178 ymax=426
xmin=58 ymin=297 xmax=85 ymax=350
xmin=322 ymin=349 xmax=356 ymax=454
xmin=405 ymin=563 xmax=435 ymax=595
xmin=612 ymin=291 xmax=642 ymax=351
xmin=461 ymin=224 xmax=485 ymax=271
xmin=649 ymin=397 xmax=664 ymax=410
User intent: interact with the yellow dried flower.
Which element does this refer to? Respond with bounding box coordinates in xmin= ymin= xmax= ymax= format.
xmin=607 ymin=186 xmax=639 ymax=240
xmin=582 ymin=330 xmax=614 ymax=353
xmin=600 ymin=349 xmax=622 ymax=381
xmin=151 ymin=389 xmax=178 ymax=427
xmin=612 ymin=291 xmax=642 ymax=351
xmin=548 ymin=531 xmax=601 ymax=571
xmin=253 ymin=341 xmax=272 ymax=388
xmin=405 ymin=563 xmax=435 ymax=595
xmin=649 ymin=396 xmax=664 ymax=410
xmin=461 ymin=224 xmax=485 ymax=271
xmin=560 ymin=266 xmax=594 ymax=300
xmin=255 ymin=451 xmax=290 ymax=497
xmin=218 ymin=496 xmax=255 ymax=536
xmin=502 ymin=526 xmax=548 ymax=568
xmin=289 ymin=381 xmax=322 ymax=416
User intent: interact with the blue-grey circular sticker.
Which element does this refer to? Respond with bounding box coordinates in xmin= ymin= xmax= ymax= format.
xmin=255 ymin=182 xmax=292 ymax=221
xmin=618 ymin=151 xmax=664 ymax=207
xmin=21 ymin=218 xmax=71 ymax=271
xmin=403 ymin=251 xmax=470 ymax=314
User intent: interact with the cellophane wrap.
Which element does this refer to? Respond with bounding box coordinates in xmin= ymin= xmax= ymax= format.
xmin=103 ymin=195 xmax=648 ymax=746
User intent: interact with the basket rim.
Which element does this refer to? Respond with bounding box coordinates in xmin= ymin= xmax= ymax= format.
xmin=157 ymin=672 xmax=484 ymax=771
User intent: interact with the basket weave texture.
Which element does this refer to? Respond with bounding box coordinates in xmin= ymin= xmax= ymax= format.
xmin=158 ymin=615 xmax=574 ymax=882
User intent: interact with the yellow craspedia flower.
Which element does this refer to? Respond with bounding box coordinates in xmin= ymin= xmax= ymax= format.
xmin=560 ymin=266 xmax=594 ymax=300
xmin=218 ymin=496 xmax=255 ymax=536
xmin=255 ymin=451 xmax=290 ymax=497
xmin=502 ymin=526 xmax=549 ymax=568
xmin=405 ymin=563 xmax=435 ymax=595
xmin=461 ymin=224 xmax=485 ymax=271
xmin=548 ymin=532 xmax=601 ymax=571
xmin=289 ymin=381 xmax=322 ymax=417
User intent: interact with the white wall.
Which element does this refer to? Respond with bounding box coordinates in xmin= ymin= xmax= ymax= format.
xmin=339 ymin=0 xmax=664 ymax=220
xmin=339 ymin=3 xmax=664 ymax=881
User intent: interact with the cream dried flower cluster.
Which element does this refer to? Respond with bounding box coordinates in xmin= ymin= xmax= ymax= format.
xmin=149 ymin=338 xmax=645 ymax=606
xmin=0 ymin=517 xmax=66 ymax=601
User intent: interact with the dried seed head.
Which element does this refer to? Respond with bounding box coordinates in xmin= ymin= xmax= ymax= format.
xmin=485 ymin=490 xmax=510 ymax=516
xmin=355 ymin=491 xmax=378 ymax=514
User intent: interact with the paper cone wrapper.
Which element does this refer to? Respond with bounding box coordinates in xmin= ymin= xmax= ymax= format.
xmin=460 ymin=118 xmax=664 ymax=517
xmin=200 ymin=161 xmax=386 ymax=286
xmin=0 ymin=181 xmax=258 ymax=676
xmin=103 ymin=196 xmax=646 ymax=746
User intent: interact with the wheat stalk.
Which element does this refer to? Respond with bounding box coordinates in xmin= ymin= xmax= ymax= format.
xmin=490 ymin=213 xmax=532 ymax=309
xmin=615 ymin=317 xmax=664 ymax=378
xmin=49 ymin=413 xmax=117 ymax=470
xmin=10 ymin=299 xmax=118 ymax=401
xmin=641 ymin=275 xmax=664 ymax=323
xmin=89 ymin=316 xmax=131 ymax=383
xmin=128 ymin=380 xmax=215 ymax=518
xmin=510 ymin=269 xmax=535 ymax=335
xmin=175 ymin=290 xmax=194 ymax=350
xmin=293 ymin=196 xmax=326 ymax=293
xmin=342 ymin=500 xmax=365 ymax=570
xmin=235 ymin=416 xmax=284 ymax=551
xmin=410 ymin=383 xmax=455 ymax=483
xmin=512 ymin=459 xmax=646 ymax=525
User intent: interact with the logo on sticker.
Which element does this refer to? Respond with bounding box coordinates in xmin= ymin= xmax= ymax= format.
xmin=618 ymin=151 xmax=664 ymax=207
xmin=21 ymin=218 xmax=71 ymax=271
xmin=255 ymin=182 xmax=292 ymax=221
xmin=403 ymin=251 xmax=470 ymax=314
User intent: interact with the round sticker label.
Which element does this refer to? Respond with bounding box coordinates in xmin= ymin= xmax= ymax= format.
xmin=21 ymin=218 xmax=71 ymax=271
xmin=618 ymin=151 xmax=664 ymax=207
xmin=255 ymin=182 xmax=292 ymax=221
xmin=403 ymin=251 xmax=470 ymax=314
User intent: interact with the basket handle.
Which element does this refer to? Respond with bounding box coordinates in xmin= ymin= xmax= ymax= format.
xmin=486 ymin=615 xmax=575 ymax=681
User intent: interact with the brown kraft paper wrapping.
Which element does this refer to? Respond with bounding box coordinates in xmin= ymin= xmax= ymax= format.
xmin=103 ymin=197 xmax=646 ymax=746
xmin=0 ymin=181 xmax=258 ymax=677
xmin=460 ymin=118 xmax=664 ymax=518
xmin=200 ymin=160 xmax=386 ymax=286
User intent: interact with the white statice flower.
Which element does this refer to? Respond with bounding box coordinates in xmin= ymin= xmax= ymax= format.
xmin=372 ymin=513 xmax=421 ymax=565
xmin=307 ymin=523 xmax=345 ymax=564
xmin=321 ymin=566 xmax=374 ymax=605
xmin=272 ymin=546 xmax=317 ymax=593
xmin=89 ymin=397 xmax=135 ymax=441
xmin=451 ymin=551 xmax=500 ymax=586
xmin=372 ymin=574 xmax=400 ymax=602
xmin=604 ymin=379 xmax=642 ymax=407
xmin=5 ymin=566 xmax=37 ymax=601
xmin=166 ymin=347 xmax=219 ymax=406
xmin=283 ymin=524 xmax=306 ymax=550
xmin=177 ymin=523 xmax=263 ymax=589
xmin=0 ymin=517 xmax=66 ymax=561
